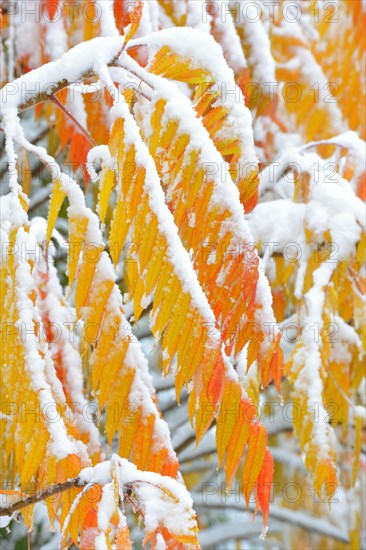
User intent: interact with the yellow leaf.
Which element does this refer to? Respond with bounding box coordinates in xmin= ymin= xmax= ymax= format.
xmin=67 ymin=214 xmax=89 ymax=288
xmin=97 ymin=168 xmax=115 ymax=225
xmin=46 ymin=179 xmax=66 ymax=243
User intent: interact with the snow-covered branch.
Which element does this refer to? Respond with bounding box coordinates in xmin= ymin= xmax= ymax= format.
xmin=0 ymin=478 xmax=85 ymax=517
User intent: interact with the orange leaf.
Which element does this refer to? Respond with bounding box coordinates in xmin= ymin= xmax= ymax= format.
xmin=224 ymin=398 xmax=256 ymax=488
xmin=242 ymin=422 xmax=268 ymax=506
xmin=254 ymin=449 xmax=274 ymax=528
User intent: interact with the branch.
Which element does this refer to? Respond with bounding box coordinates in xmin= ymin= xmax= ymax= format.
xmin=193 ymin=496 xmax=350 ymax=544
xmin=0 ymin=478 xmax=87 ymax=517
xmin=4 ymin=67 xmax=151 ymax=118
xmin=0 ymin=36 xmax=152 ymax=119
xmin=17 ymin=74 xmax=93 ymax=113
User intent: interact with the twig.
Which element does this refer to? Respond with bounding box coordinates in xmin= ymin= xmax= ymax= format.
xmin=50 ymin=94 xmax=97 ymax=147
